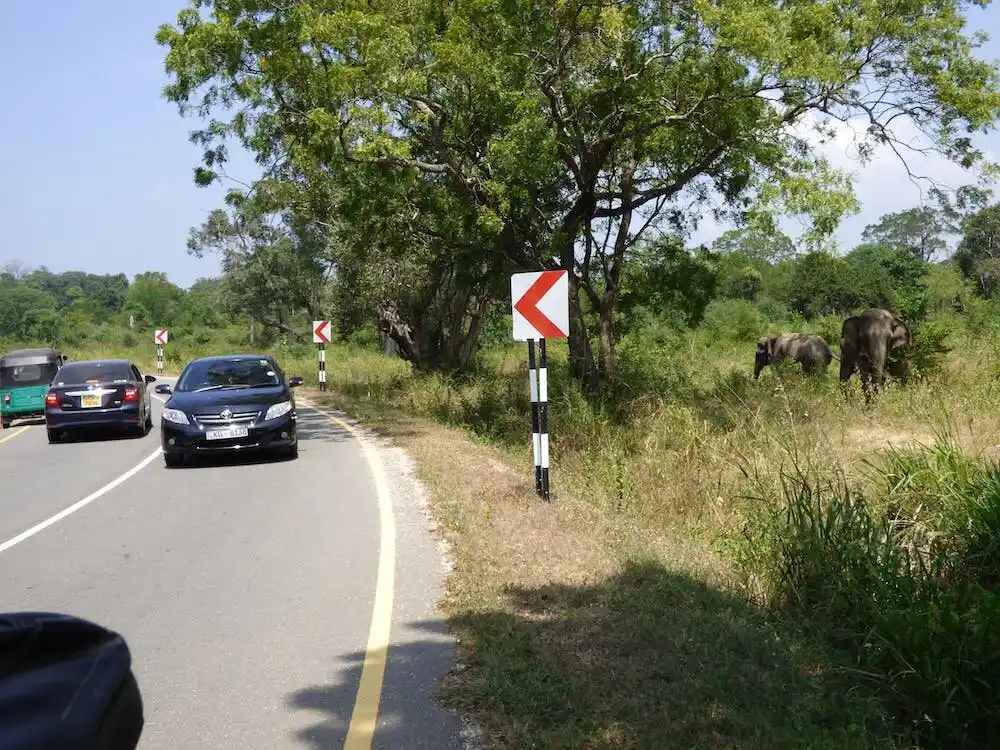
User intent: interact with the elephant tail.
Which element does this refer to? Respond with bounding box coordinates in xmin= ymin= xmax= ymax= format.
xmin=830 ymin=352 xmax=841 ymax=361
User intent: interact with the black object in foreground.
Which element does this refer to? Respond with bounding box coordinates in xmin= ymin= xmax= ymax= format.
xmin=0 ymin=612 xmax=143 ymax=749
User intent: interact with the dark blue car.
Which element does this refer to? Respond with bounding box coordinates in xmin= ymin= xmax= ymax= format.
xmin=44 ymin=359 xmax=156 ymax=443
xmin=156 ymin=354 xmax=303 ymax=468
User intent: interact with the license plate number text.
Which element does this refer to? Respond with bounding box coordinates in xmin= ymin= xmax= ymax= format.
xmin=206 ymin=427 xmax=249 ymax=441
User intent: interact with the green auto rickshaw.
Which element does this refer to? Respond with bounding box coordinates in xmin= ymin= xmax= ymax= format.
xmin=0 ymin=348 xmax=67 ymax=429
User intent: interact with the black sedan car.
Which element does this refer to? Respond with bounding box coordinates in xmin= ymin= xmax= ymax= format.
xmin=156 ymin=354 xmax=303 ymax=468
xmin=44 ymin=359 xmax=157 ymax=443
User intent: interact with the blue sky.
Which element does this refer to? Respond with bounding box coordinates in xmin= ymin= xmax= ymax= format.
xmin=1 ymin=2 xmax=999 ymax=290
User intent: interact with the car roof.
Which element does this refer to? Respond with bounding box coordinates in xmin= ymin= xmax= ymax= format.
xmin=0 ymin=347 xmax=62 ymax=366
xmin=59 ymin=359 xmax=133 ymax=367
xmin=186 ymin=354 xmax=276 ymax=364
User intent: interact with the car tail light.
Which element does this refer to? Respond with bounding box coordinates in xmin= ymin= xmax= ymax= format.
xmin=45 ymin=391 xmax=58 ymax=407
xmin=123 ymin=387 xmax=139 ymax=403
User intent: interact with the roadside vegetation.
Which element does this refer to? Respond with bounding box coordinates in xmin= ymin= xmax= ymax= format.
xmin=8 ymin=0 xmax=1000 ymax=745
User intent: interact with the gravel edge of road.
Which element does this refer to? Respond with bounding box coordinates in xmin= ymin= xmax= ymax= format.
xmin=310 ymin=406 xmax=486 ymax=750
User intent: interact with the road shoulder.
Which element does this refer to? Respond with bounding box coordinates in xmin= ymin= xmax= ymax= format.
xmin=299 ymin=397 xmax=482 ymax=750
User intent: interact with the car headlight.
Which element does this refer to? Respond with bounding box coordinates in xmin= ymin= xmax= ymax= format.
xmin=264 ymin=401 xmax=292 ymax=421
xmin=161 ymin=408 xmax=189 ymax=425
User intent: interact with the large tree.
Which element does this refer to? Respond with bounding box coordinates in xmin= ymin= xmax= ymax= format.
xmin=157 ymin=0 xmax=1000 ymax=389
xmin=860 ymin=207 xmax=952 ymax=262
xmin=954 ymin=203 xmax=1000 ymax=298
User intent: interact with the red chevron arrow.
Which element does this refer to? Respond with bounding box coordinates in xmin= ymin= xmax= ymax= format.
xmin=514 ymin=271 xmax=566 ymax=338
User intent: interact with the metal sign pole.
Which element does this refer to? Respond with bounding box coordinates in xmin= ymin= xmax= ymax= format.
xmin=527 ymin=340 xmax=542 ymax=495
xmin=538 ymin=338 xmax=550 ymax=500
xmin=318 ymin=342 xmax=326 ymax=391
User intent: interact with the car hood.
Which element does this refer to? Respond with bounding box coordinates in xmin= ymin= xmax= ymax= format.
xmin=166 ymin=386 xmax=290 ymax=412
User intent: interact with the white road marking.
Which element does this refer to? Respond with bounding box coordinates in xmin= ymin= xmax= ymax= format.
xmin=0 ymin=447 xmax=163 ymax=555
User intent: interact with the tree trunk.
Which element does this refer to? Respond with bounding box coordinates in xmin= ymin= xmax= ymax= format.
xmin=567 ymin=273 xmax=599 ymax=392
xmin=595 ymin=154 xmax=637 ymax=390
xmin=377 ymin=304 xmax=424 ymax=369
xmin=380 ymin=332 xmax=399 ymax=357
xmin=597 ymin=304 xmax=615 ymax=384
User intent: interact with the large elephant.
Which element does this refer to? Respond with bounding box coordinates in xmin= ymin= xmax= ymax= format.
xmin=839 ymin=308 xmax=913 ymax=400
xmin=754 ymin=333 xmax=835 ymax=379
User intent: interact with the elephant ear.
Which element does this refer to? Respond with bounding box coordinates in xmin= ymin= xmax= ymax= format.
xmin=892 ymin=320 xmax=912 ymax=347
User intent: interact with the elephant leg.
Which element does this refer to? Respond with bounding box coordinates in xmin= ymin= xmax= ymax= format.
xmin=858 ymin=359 xmax=874 ymax=403
xmin=869 ymin=340 xmax=889 ymax=397
xmin=839 ymin=351 xmax=856 ymax=382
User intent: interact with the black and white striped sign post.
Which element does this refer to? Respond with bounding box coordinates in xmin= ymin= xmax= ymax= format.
xmin=313 ymin=320 xmax=331 ymax=392
xmin=154 ymin=329 xmax=168 ymax=374
xmin=511 ymin=270 xmax=569 ymax=501
xmin=527 ymin=340 xmax=543 ymax=494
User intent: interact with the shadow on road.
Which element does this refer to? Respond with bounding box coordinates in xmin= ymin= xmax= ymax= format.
xmin=285 ymin=561 xmax=898 ymax=749
xmin=286 ymin=618 xmax=467 ymax=749
xmin=53 ymin=424 xmax=152 ymax=444
xmin=294 ymin=409 xmax=353 ymax=445
xmin=5 ymin=417 xmax=44 ymax=429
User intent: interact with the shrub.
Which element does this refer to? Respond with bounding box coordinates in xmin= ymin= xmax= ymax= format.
xmin=729 ymin=437 xmax=1000 ymax=747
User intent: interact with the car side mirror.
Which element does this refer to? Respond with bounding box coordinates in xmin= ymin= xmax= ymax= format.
xmin=144 ymin=375 xmax=157 ymax=384
xmin=154 ymin=384 xmax=172 ymax=394
xmin=288 ymin=377 xmax=304 ymax=387
xmin=0 ymin=612 xmax=144 ymax=749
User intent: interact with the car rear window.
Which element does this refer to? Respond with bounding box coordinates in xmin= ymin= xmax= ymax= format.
xmin=53 ymin=362 xmax=134 ymax=386
xmin=0 ymin=362 xmax=60 ymax=388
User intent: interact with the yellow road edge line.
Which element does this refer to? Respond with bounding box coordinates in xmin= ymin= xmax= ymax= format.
xmin=0 ymin=426 xmax=30 ymax=446
xmin=300 ymin=399 xmax=396 ymax=750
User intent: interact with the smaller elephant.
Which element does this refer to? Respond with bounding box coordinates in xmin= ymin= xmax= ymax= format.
xmin=754 ymin=333 xmax=836 ymax=379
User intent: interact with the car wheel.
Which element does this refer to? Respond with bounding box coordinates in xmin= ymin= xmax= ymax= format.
xmin=284 ymin=442 xmax=299 ymax=460
xmin=163 ymin=452 xmax=184 ymax=468
xmin=145 ymin=410 xmax=153 ymax=432
xmin=47 ymin=429 xmax=60 ymax=444
xmin=1 ymin=419 xmax=10 ymax=430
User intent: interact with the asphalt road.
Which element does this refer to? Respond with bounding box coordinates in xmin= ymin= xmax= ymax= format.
xmin=0 ymin=379 xmax=469 ymax=749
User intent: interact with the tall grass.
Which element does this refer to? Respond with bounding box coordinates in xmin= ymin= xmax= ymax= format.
xmin=729 ymin=434 xmax=1000 ymax=746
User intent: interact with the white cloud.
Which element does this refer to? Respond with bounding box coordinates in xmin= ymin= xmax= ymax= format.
xmin=688 ymin=110 xmax=998 ymax=254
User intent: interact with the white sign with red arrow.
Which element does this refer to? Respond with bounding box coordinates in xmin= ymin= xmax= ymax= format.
xmin=154 ymin=329 xmax=168 ymax=344
xmin=511 ymin=270 xmax=569 ymax=341
xmin=312 ymin=320 xmax=332 ymax=344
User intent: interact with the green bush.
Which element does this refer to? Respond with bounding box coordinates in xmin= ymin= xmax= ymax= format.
xmin=729 ymin=437 xmax=1000 ymax=747
xmin=702 ymin=298 xmax=767 ymax=342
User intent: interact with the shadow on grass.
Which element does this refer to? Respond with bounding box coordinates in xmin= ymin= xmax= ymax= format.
xmin=438 ymin=560 xmax=898 ymax=749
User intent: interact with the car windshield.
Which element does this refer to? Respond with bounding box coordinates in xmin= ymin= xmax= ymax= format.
xmin=0 ymin=362 xmax=60 ymax=388
xmin=53 ymin=362 xmax=133 ymax=386
xmin=176 ymin=359 xmax=281 ymax=392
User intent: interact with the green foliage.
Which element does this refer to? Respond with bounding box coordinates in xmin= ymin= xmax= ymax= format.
xmin=954 ymin=203 xmax=1000 ymax=298
xmin=617 ymin=238 xmax=717 ymax=334
xmin=702 ymin=299 xmax=767 ymax=343
xmin=730 ymin=437 xmax=1000 ymax=747
xmin=861 ymin=206 xmax=953 ymax=262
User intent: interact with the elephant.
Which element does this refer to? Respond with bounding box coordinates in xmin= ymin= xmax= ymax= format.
xmin=754 ymin=333 xmax=836 ymax=379
xmin=839 ymin=308 xmax=913 ymax=400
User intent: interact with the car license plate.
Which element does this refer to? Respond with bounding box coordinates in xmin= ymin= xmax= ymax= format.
xmin=81 ymin=394 xmax=101 ymax=408
xmin=206 ymin=427 xmax=249 ymax=441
